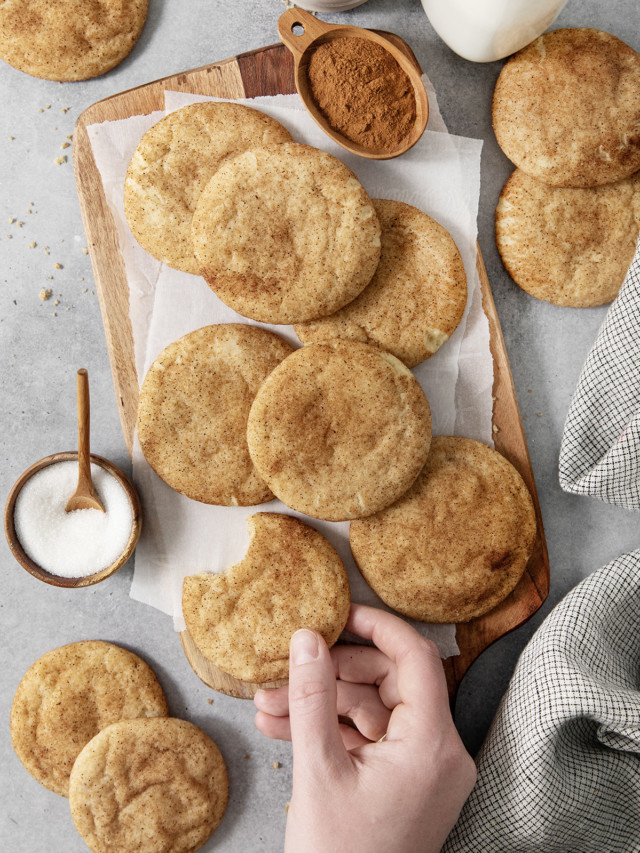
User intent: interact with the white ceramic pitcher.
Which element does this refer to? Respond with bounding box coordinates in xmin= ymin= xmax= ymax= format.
xmin=421 ymin=0 xmax=568 ymax=62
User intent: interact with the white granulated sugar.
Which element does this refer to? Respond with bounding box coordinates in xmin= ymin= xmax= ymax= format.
xmin=14 ymin=461 xmax=133 ymax=577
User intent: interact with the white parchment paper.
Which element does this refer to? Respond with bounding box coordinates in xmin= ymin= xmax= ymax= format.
xmin=87 ymin=78 xmax=489 ymax=659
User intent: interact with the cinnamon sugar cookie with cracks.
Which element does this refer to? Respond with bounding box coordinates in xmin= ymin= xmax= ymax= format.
xmin=496 ymin=169 xmax=640 ymax=307
xmin=124 ymin=102 xmax=293 ymax=274
xmin=10 ymin=641 xmax=168 ymax=797
xmin=183 ymin=513 xmax=350 ymax=683
xmin=0 ymin=0 xmax=148 ymax=81
xmin=492 ymin=29 xmax=640 ymax=188
xmin=69 ymin=718 xmax=228 ymax=853
xmin=246 ymin=340 xmax=432 ymax=521
xmin=137 ymin=324 xmax=293 ymax=505
xmin=295 ymin=199 xmax=467 ymax=367
xmin=350 ymin=436 xmax=536 ymax=623
xmin=191 ymin=143 xmax=381 ymax=324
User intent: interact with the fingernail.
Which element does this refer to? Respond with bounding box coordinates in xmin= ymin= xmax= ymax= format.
xmin=290 ymin=629 xmax=319 ymax=665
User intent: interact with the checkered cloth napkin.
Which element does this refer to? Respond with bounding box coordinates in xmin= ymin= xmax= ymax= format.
xmin=444 ymin=239 xmax=640 ymax=852
xmin=444 ymin=550 xmax=640 ymax=852
xmin=559 ymin=236 xmax=640 ymax=508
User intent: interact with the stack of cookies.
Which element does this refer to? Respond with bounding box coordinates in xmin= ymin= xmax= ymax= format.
xmin=125 ymin=99 xmax=536 ymax=685
xmin=493 ymin=28 xmax=640 ymax=308
xmin=11 ymin=641 xmax=228 ymax=852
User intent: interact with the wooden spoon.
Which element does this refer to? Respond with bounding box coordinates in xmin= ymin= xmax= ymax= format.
xmin=65 ymin=368 xmax=105 ymax=513
xmin=278 ymin=8 xmax=428 ymax=160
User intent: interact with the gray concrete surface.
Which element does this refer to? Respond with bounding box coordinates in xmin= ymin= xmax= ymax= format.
xmin=1 ymin=1 xmax=638 ymax=850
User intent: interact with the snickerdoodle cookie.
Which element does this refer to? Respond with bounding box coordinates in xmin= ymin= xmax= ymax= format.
xmin=246 ymin=340 xmax=432 ymax=521
xmin=496 ymin=168 xmax=640 ymax=307
xmin=191 ymin=143 xmax=381 ymax=323
xmin=124 ymin=102 xmax=293 ymax=274
xmin=69 ymin=717 xmax=228 ymax=853
xmin=350 ymin=436 xmax=537 ymax=623
xmin=136 ymin=324 xmax=293 ymax=505
xmin=10 ymin=641 xmax=168 ymax=796
xmin=182 ymin=513 xmax=350 ymax=683
xmin=0 ymin=0 xmax=148 ymax=81
xmin=492 ymin=29 xmax=640 ymax=187
xmin=295 ymin=199 xmax=467 ymax=367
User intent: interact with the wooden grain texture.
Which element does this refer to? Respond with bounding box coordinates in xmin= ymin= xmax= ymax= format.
xmin=73 ymin=41 xmax=549 ymax=704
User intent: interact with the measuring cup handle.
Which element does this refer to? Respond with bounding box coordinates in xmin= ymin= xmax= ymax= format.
xmin=278 ymin=8 xmax=330 ymax=63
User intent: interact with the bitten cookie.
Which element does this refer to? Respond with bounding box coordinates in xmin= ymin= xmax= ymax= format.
xmin=137 ymin=324 xmax=293 ymax=505
xmin=10 ymin=641 xmax=168 ymax=796
xmin=295 ymin=199 xmax=467 ymax=367
xmin=124 ymin=102 xmax=293 ymax=274
xmin=191 ymin=143 xmax=381 ymax=323
xmin=350 ymin=436 xmax=537 ymax=623
xmin=492 ymin=28 xmax=640 ymax=187
xmin=182 ymin=513 xmax=350 ymax=683
xmin=0 ymin=0 xmax=148 ymax=81
xmin=496 ymin=169 xmax=640 ymax=307
xmin=246 ymin=340 xmax=432 ymax=521
xmin=69 ymin=717 xmax=228 ymax=853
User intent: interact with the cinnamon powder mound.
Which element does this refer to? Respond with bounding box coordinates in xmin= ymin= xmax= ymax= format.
xmin=307 ymin=37 xmax=416 ymax=152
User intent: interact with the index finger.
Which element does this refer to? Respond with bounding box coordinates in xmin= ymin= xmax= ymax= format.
xmin=346 ymin=603 xmax=451 ymax=734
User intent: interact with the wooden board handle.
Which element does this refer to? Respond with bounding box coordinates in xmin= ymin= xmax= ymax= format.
xmin=277 ymin=8 xmax=331 ymax=63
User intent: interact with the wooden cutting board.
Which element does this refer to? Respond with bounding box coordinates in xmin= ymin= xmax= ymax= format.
xmin=73 ymin=39 xmax=549 ymax=705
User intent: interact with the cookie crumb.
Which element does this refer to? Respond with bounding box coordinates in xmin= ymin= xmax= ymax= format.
xmin=54 ymin=299 xmax=60 ymax=306
xmin=8 ymin=217 xmax=15 ymax=224
xmin=9 ymin=136 xmax=14 ymax=140
xmin=45 ymin=104 xmax=51 ymax=110
xmin=39 ymin=288 xmax=52 ymax=301
xmin=536 ymin=412 xmax=542 ymax=418
xmin=206 ymin=698 xmax=213 ymax=705
xmin=17 ymin=221 xmax=23 ymax=227
xmin=82 ymin=288 xmax=88 ymax=293
xmin=243 ymin=754 xmax=250 ymax=760
xmin=28 ymin=241 xmax=36 ymax=248
xmin=82 ymin=247 xmax=89 ymax=254
xmin=51 ymin=312 xmax=57 ymax=317
xmin=54 ymin=155 xmax=67 ymax=165
xmin=6 ymin=234 xmax=12 ymax=239
xmin=54 ymin=263 xmax=62 ymax=269
xmin=61 ymin=107 xmax=71 ymax=114
xmin=61 ymin=141 xmax=70 ymax=150
xmin=272 ymin=761 xmax=281 ymax=769
xmin=492 ymin=424 xmax=500 ymax=434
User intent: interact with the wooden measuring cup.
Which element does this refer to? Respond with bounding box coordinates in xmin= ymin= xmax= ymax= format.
xmin=278 ymin=8 xmax=429 ymax=159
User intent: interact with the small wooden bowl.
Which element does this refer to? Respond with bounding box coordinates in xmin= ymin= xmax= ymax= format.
xmin=4 ymin=451 xmax=142 ymax=588
xmin=278 ymin=8 xmax=429 ymax=160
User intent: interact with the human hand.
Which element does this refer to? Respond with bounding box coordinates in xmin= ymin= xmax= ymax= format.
xmin=254 ymin=603 xmax=476 ymax=853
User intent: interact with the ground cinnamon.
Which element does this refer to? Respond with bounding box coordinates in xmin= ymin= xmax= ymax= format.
xmin=307 ymin=36 xmax=416 ymax=152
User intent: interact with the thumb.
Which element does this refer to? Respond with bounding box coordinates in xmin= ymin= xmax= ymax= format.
xmin=288 ymin=629 xmax=348 ymax=774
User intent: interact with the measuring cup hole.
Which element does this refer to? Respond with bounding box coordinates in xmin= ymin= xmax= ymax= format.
xmin=291 ymin=23 xmax=305 ymax=36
